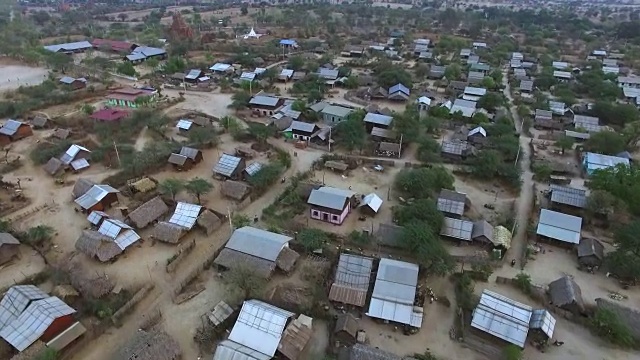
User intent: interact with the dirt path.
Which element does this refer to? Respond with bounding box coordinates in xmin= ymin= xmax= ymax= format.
xmin=134 ymin=126 xmax=149 ymax=151
xmin=502 ymin=71 xmax=534 ymax=269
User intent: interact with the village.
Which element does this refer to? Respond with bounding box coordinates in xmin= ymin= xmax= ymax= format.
xmin=0 ymin=1 xmax=640 ymax=360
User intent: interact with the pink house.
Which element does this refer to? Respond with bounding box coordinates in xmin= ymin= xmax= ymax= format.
xmin=307 ymin=187 xmax=354 ymax=225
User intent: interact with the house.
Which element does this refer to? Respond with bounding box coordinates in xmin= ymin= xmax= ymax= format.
xmin=514 ymin=68 xmax=528 ymax=80
xmin=467 ymin=55 xmax=480 ymax=65
xmin=450 ymin=99 xmax=477 ymax=118
xmin=127 ymin=196 xmax=169 ymax=229
xmin=618 ymin=75 xmax=640 ymax=88
xmin=603 ymin=66 xmax=619 ymax=75
xmin=214 ymin=226 xmax=297 ymax=277
xmin=359 ymin=193 xmax=383 ymax=215
xmin=221 ymin=180 xmax=251 ymax=201
xmin=71 ymin=178 xmax=96 ymax=200
xmin=449 ymin=81 xmax=468 ymax=94
xmin=512 ymin=52 xmax=524 ymax=61
xmin=573 ymin=114 xmax=602 ymax=133
xmin=342 ymin=45 xmax=366 ymax=57
xmin=468 ymin=71 xmax=485 ymax=85
xmin=549 ymin=101 xmax=567 ymax=115
xmin=593 ymin=49 xmax=607 ymax=57
xmin=0 ymin=233 xmax=20 ymax=265
xmin=388 ymin=84 xmax=410 ymax=101
xmin=441 ymin=140 xmax=474 ymax=161
xmin=106 ymin=88 xmax=155 ymax=108
xmin=278 ymin=314 xmax=313 ymax=360
xmin=334 ymin=314 xmax=359 ymax=346
xmin=577 ymin=237 xmax=605 ymax=268
xmin=548 ymin=276 xmax=586 ymax=314
xmin=212 ymin=300 xmax=294 ymax=360
xmin=367 ymin=259 xmax=423 ymax=328
xmin=240 ymin=72 xmax=256 ymax=82
xmin=167 ymin=202 xmax=203 ymax=231
xmin=60 ymin=144 xmax=91 ymax=167
xmin=368 ymin=86 xmax=389 ymax=99
xmin=470 ymin=63 xmax=491 ymax=74
xmin=287 ymin=121 xmax=319 ymax=141
xmin=321 ymin=105 xmax=353 ymax=125
xmin=0 ymin=120 xmax=32 ymax=145
xmin=86 ymin=210 xmax=110 ymax=227
xmin=115 ymin=330 xmax=181 ymax=360
xmin=533 ymin=109 xmax=562 ymax=130
xmin=536 ymin=209 xmax=582 ymax=245
xmin=460 ymin=48 xmax=472 ymax=58
xmin=0 ymin=285 xmax=84 ymax=352
xmin=363 ymin=113 xmax=393 ymax=132
xmin=213 ymin=153 xmax=246 ymax=179
xmin=471 ymin=289 xmax=556 ymax=348
xmin=553 ymin=61 xmax=569 ymax=70
xmin=473 ymin=41 xmax=487 ymax=49
xmin=44 ymin=40 xmax=93 ymax=53
xmin=31 ymin=115 xmax=49 ymax=129
xmin=463 ymin=86 xmax=487 ymax=102
xmin=549 ymin=184 xmax=586 ymax=209
xmin=318 ymin=68 xmax=339 ymax=81
xmin=582 ymin=152 xmax=629 ymax=175
xmin=74 ymin=184 xmax=120 ymax=212
xmin=76 ymin=219 xmax=140 ymax=261
xmin=209 ymin=63 xmax=234 ymax=73
xmin=553 ymin=71 xmax=572 ymax=81
xmin=328 ymin=253 xmax=373 ymax=307
xmin=437 ymin=189 xmax=467 ymax=217
xmin=471 ymin=220 xmax=494 ymax=244
xmin=91 ymin=38 xmax=138 ymax=53
xmin=90 ymin=108 xmax=129 ymax=122
xmin=467 ymin=126 xmax=487 ymax=145
xmin=307 ymin=186 xmax=354 ymax=225
xmin=440 ymin=217 xmax=474 ymax=242
xmin=249 ymin=95 xmax=283 ymax=116
xmin=374 ymin=223 xmax=404 ymax=248
xmin=519 ymin=80 xmax=534 ymax=93
xmin=59 ymin=76 xmax=87 ymax=90
xmin=416 ymin=96 xmax=431 ymax=111
xmin=243 ymin=162 xmax=264 ymax=179
xmin=125 ymin=46 xmax=166 ymax=63
xmin=280 ymin=39 xmax=298 ymax=48
xmin=429 ymin=65 xmax=445 ymax=79
xmin=339 ymin=344 xmax=416 ymax=360
xmin=279 ymin=69 xmax=294 ymax=81
xmin=167 ymin=146 xmax=203 ymax=171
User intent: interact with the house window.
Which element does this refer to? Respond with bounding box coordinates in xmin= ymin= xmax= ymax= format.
xmin=332 ymin=215 xmax=339 ymax=221
xmin=312 ymin=210 xmax=319 ymax=216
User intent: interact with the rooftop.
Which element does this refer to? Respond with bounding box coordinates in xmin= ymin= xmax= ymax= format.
xmin=307 ymin=186 xmax=354 ymax=211
xmin=249 ymin=95 xmax=280 ymax=107
xmin=584 ymin=152 xmax=629 ymax=172
xmin=471 ymin=289 xmax=533 ymax=348
xmin=228 ymin=300 xmax=294 ymax=357
xmin=364 ymin=113 xmax=393 ymax=126
xmin=226 ymin=226 xmax=292 ymax=262
xmin=440 ymin=217 xmax=474 ymax=241
xmin=44 ymin=40 xmax=93 ymax=52
xmin=321 ymin=105 xmax=353 ymax=118
xmin=550 ymin=185 xmax=587 ymax=208
xmin=213 ymin=153 xmax=243 ymax=177
xmin=329 ymin=253 xmax=374 ymax=307
xmin=367 ymin=259 xmax=422 ymax=327
xmin=536 ymin=209 xmax=582 ymax=244
xmin=437 ymin=189 xmax=466 ymax=216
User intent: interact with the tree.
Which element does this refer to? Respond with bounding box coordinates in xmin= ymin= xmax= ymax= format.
xmin=606 ymin=221 xmax=640 ymax=281
xmin=81 ymin=104 xmax=95 ymax=115
xmin=393 ymin=106 xmax=421 ymax=142
xmin=290 ymin=100 xmax=306 ymax=112
xmin=393 ymin=199 xmax=444 ymax=230
xmin=232 ymin=213 xmax=251 ymax=228
xmin=502 ymin=345 xmax=523 ymax=360
xmin=187 ymin=127 xmax=217 ymax=148
xmin=117 ymin=13 xmax=128 ymax=21
xmin=34 ymin=347 xmax=59 ymax=360
xmin=444 ymin=63 xmax=461 ymax=80
xmin=343 ymin=75 xmax=359 ymax=89
xmin=335 ymin=114 xmax=367 ymax=152
xmin=585 ymin=131 xmax=626 ymax=155
xmin=287 ymin=56 xmax=305 ymax=71
xmin=25 ymin=225 xmax=54 ymax=246
xmin=478 ymin=92 xmax=503 ymax=112
xmin=416 ymin=136 xmax=441 ymax=163
xmin=400 ymin=223 xmax=454 ymax=276
xmin=225 ymin=265 xmax=267 ymax=301
xmin=297 ymin=228 xmax=327 ymax=252
xmin=185 ymin=178 xmax=213 ymax=204
xmin=247 ymin=123 xmax=274 ymax=144
xmin=229 ymin=91 xmax=252 ymax=111
xmin=480 ymin=76 xmax=496 ymax=90
xmin=470 ymin=150 xmax=502 ymax=179
xmin=586 ymin=190 xmax=617 ymax=215
xmin=394 ymin=167 xmax=454 ymax=199
xmin=514 ymin=272 xmax=532 ymax=294
xmin=240 ymin=4 xmax=249 ymax=15
xmin=489 ymin=69 xmax=503 ymax=85
xmin=592 ymin=101 xmax=639 ymax=126
xmin=589 ymin=165 xmax=640 ymax=216
xmin=247 ymin=164 xmax=282 ymax=193
xmin=590 ymin=307 xmax=635 ymax=347
xmin=44 ymin=52 xmax=72 ymax=72
xmin=555 ymin=135 xmax=575 ymax=154
xmin=414 ymin=64 xmax=429 ymax=78
xmin=116 ymin=62 xmax=137 ymax=77
xmin=159 ymin=178 xmax=184 ymax=200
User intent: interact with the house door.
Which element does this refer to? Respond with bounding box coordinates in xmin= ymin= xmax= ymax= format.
xmin=322 ymin=213 xmax=329 ymax=221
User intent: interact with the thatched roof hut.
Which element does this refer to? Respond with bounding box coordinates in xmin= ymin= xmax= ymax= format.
xmin=221 ymin=180 xmax=251 ymax=201
xmin=31 ymin=116 xmax=49 ymax=129
xmin=128 ymin=196 xmax=169 ymax=229
xmin=43 ymin=157 xmax=64 ymax=176
xmin=151 ymin=222 xmax=186 ymax=244
xmin=214 ymin=248 xmax=275 ymax=278
xmin=114 ymin=330 xmax=181 ymax=360
xmin=72 ymin=178 xmax=97 ymax=199
xmin=129 ymin=177 xmax=157 ymax=193
xmin=74 ymin=230 xmax=123 ymax=262
xmin=64 ymin=262 xmax=115 ymax=299
xmin=548 ymin=275 xmax=585 ymax=314
xmin=276 ymin=247 xmax=300 ymax=273
xmin=334 ymin=313 xmax=359 ymax=346
xmin=197 ymin=210 xmax=222 ymax=235
xmin=325 ymin=161 xmax=348 ymax=172
xmin=52 ymin=128 xmax=70 ymax=140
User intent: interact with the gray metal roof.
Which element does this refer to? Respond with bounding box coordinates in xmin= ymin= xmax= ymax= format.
xmin=536 ymin=209 xmax=582 ymax=244
xmin=213 ymin=153 xmax=242 ymax=177
xmin=44 ymin=40 xmax=92 ymax=52
xmin=87 ymin=210 xmax=109 ymax=225
xmin=307 ymin=186 xmax=354 ymax=211
xmin=0 ymin=285 xmax=48 ymax=331
xmin=0 ymin=120 xmax=24 ymax=136
xmin=471 ymin=290 xmax=533 ymax=348
xmin=179 ymin=146 xmax=200 ymax=160
xmin=471 ymin=220 xmax=494 ymax=241
xmin=334 ymin=253 xmax=374 ymax=290
xmin=131 ymin=46 xmax=166 ymax=57
xmin=169 ymin=202 xmax=202 ymax=230
xmin=60 ymin=144 xmax=90 ymax=165
xmin=550 ymin=185 xmax=586 ymax=208
xmin=228 ymin=300 xmax=294 ymax=358
xmin=577 ymin=238 xmax=604 ymax=260
xmin=529 ymin=309 xmax=556 ymax=339
xmin=360 ymin=193 xmax=383 ymax=213
xmin=535 ymin=109 xmax=553 ymax=120
xmin=289 ymin=120 xmax=316 ymax=133
xmin=363 ymin=113 xmax=393 ymax=126
xmin=74 ymin=184 xmax=119 ymax=209
xmin=584 ymin=152 xmax=629 ymax=172
xmin=440 ymin=217 xmax=473 ymax=241
xmin=244 ymin=162 xmax=263 ymax=177
xmin=441 ymin=141 xmax=470 ymax=156
xmin=249 ymin=95 xmax=280 ymax=107
xmin=185 ymin=69 xmax=202 ymax=80
xmin=321 ymin=105 xmax=353 ymax=118
xmin=437 ymin=189 xmax=466 ymax=215
xmin=371 ymin=127 xmax=395 ymax=139
xmin=450 ymin=99 xmax=477 ymax=118
xmin=367 ymin=259 xmax=421 ymax=327
xmin=318 ymin=68 xmax=339 ymax=80
xmin=213 ymin=339 xmax=270 ymax=360
xmin=226 ymin=226 xmax=292 ymax=262
xmin=0 ymin=233 xmax=19 ymax=246
xmin=519 ymin=80 xmax=534 ymax=92
xmin=71 ymin=158 xmax=90 ymax=171
xmin=553 ymin=70 xmax=572 ymax=79
xmin=464 ymin=86 xmax=487 ymax=96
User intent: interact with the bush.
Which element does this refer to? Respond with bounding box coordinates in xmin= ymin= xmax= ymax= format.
xmin=297 ymin=228 xmax=328 ymax=252
xmin=514 ymin=272 xmax=532 ymax=295
xmin=30 ymin=140 xmax=72 ymax=165
xmin=590 ymin=308 xmax=635 ymax=348
xmin=502 ymin=345 xmax=522 ymax=360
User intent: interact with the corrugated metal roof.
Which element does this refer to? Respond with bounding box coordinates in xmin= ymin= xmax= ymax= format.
xmin=536 ymin=209 xmax=582 ymax=244
xmin=280 ymin=69 xmax=294 ymax=78
xmin=552 ymin=61 xmax=569 ymax=69
xmin=321 ymin=105 xmax=353 ymax=118
xmin=168 ymin=202 xmax=202 ymax=230
xmin=0 ymin=120 xmax=24 ymax=136
xmin=213 ymin=153 xmax=242 ymax=177
xmin=367 ymin=259 xmax=422 ymax=327
xmin=529 ymin=309 xmax=556 ymax=339
xmin=450 ymin=99 xmax=477 ymax=118
xmin=553 ymin=71 xmax=572 ymax=79
xmin=249 ymin=95 xmax=280 ymax=107
xmin=60 ymin=144 xmax=90 ymax=165
xmin=228 ymin=300 xmax=294 ymax=357
xmin=318 ymin=68 xmax=339 ymax=80
xmin=0 ymin=296 xmax=75 ymax=351
xmin=441 ymin=141 xmax=470 ymax=156
xmin=226 ymin=226 xmax=291 ymax=262
xmin=471 ymin=290 xmax=532 ymax=348
xmin=360 ymin=193 xmax=383 ymax=213
xmin=584 ymin=152 xmax=629 ymax=172
xmin=333 ymin=253 xmax=373 ymax=291
xmin=388 ymin=84 xmax=410 ymax=96
xmin=307 ymin=187 xmax=353 ymax=211
xmin=437 ymin=190 xmax=466 ymax=215
xmin=289 ymin=120 xmax=316 ymax=133
xmin=44 ymin=41 xmax=93 ymax=52
xmin=185 ymin=69 xmax=201 ymax=80
xmin=464 ymin=86 xmax=487 ymax=96
xmin=74 ymin=184 xmax=119 ymax=209
xmin=244 ymin=162 xmax=263 ymax=177
xmin=550 ymin=185 xmax=586 ymax=208
xmin=240 ymin=72 xmax=256 ymax=81
xmin=440 ymin=218 xmax=473 ymax=241
xmin=87 ymin=210 xmax=109 ymax=225
xmin=468 ymin=126 xmax=487 ymax=137
xmin=0 ymin=286 xmax=49 ymax=331
xmin=176 ymin=119 xmax=193 ymax=130
xmin=210 ymin=63 xmax=232 ymax=72
xmin=213 ymin=339 xmax=270 ymax=360
xmin=70 ymin=158 xmax=90 ymax=171
xmin=364 ymin=113 xmax=393 ymax=126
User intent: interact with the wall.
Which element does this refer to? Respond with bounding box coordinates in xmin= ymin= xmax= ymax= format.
xmin=310 ymin=203 xmax=350 ymax=225
xmin=41 ymin=314 xmax=75 ymax=342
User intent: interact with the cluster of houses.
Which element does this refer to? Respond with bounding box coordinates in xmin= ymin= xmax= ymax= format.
xmin=43 ymin=39 xmax=166 ymax=64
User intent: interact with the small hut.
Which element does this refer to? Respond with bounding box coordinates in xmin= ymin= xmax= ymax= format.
xmin=0 ymin=233 xmax=20 ymax=265
xmin=114 ymin=330 xmax=181 ymax=360
xmin=52 ymin=128 xmax=70 ymax=140
xmin=334 ymin=313 xmax=359 ymax=346
xmin=128 ymin=177 xmax=157 ymax=193
xmin=221 ymin=180 xmax=251 ymax=201
xmin=197 ymin=210 xmax=222 ymax=235
xmin=65 ymin=262 xmax=115 ymax=298
xmin=31 ymin=116 xmax=50 ymax=129
xmin=127 ymin=196 xmax=169 ymax=229
xmin=275 ymin=247 xmax=301 ymax=273
xmin=43 ymin=157 xmax=65 ymax=176
xmin=278 ymin=315 xmax=313 ymax=360
xmin=548 ymin=275 xmax=586 ymax=314
xmin=577 ymin=238 xmax=605 ymax=268
xmin=151 ymin=222 xmax=186 ymax=244
xmin=74 ymin=230 xmax=123 ymax=262
xmin=72 ymin=178 xmax=96 ymax=200
xmin=324 ymin=161 xmax=348 ymax=172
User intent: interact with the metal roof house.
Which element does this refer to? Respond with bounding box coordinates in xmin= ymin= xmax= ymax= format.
xmin=214 ymin=227 xmax=297 ymax=278
xmin=329 ymin=253 xmax=373 ymax=307
xmin=367 ymin=258 xmax=423 ymax=328
xmin=471 ymin=289 xmax=555 ymax=348
xmin=249 ymin=95 xmax=284 ymax=116
xmin=549 ymin=185 xmax=586 ymax=209
xmin=471 ymin=220 xmax=494 ymax=244
xmin=359 ymin=193 xmax=383 ymax=215
xmin=0 ymin=286 xmax=83 ymax=352
xmin=363 ymin=113 xmax=393 ymax=131
xmin=321 ymin=105 xmax=353 ymax=125
xmin=74 ymin=184 xmax=120 ymax=212
xmin=582 ymin=152 xmax=629 ymax=176
xmin=213 ymin=153 xmax=246 ymax=180
xmin=519 ymin=80 xmax=534 ymax=93
xmin=536 ymin=209 xmax=582 ymax=245
xmin=60 ymin=144 xmax=91 ymax=167
xmin=213 ymin=300 xmax=294 ymax=360
xmin=388 ymin=84 xmax=410 ymax=101
xmin=450 ymin=99 xmax=477 ymax=118
xmin=552 ymin=61 xmax=569 ymax=70
xmin=437 ymin=189 xmax=467 ymax=217
xmin=44 ymin=40 xmax=93 ymax=53
xmin=307 ymin=186 xmax=355 ymax=225
xmin=168 ymin=146 xmax=203 ymax=171
xmin=429 ymin=65 xmax=445 ymax=79
xmin=573 ymin=114 xmax=602 ymax=133
xmin=168 ymin=202 xmax=203 ymax=231
xmin=285 ymin=121 xmax=319 ymax=142
xmin=440 ymin=217 xmax=474 ymax=242
xmin=0 ymin=120 xmax=32 ymax=145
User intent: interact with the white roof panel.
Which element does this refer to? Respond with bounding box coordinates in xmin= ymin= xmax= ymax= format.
xmin=176 ymin=119 xmax=193 ymax=130
xmin=228 ymin=300 xmax=294 ymax=357
xmin=70 ymin=158 xmax=90 ymax=171
xmin=530 ymin=309 xmax=556 ymax=339
xmin=60 ymin=144 xmax=90 ymax=165
xmin=307 ymin=186 xmax=354 ymax=211
xmin=86 ymin=211 xmax=109 ymax=225
xmin=114 ymin=229 xmax=141 ymax=250
xmin=360 ymin=193 xmax=383 ymax=213
xmin=536 ymin=209 xmax=582 ymax=244
xmin=98 ymin=218 xmax=131 ymax=239
xmin=226 ymin=227 xmax=291 ymax=262
xmin=363 ymin=113 xmax=393 ymax=126
xmin=367 ymin=298 xmax=423 ymax=328
xmin=213 ymin=153 xmax=242 ymax=177
xmin=213 ymin=340 xmax=271 ymax=360
xmin=0 ymin=286 xmax=49 ymax=331
xmin=471 ymin=290 xmax=532 ymax=348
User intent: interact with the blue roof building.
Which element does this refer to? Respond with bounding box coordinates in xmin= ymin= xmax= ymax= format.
xmin=388 ymin=84 xmax=410 ymax=101
xmin=582 ymin=152 xmax=629 ymax=176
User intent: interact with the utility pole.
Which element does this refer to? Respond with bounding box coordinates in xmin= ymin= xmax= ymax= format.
xmin=328 ymin=127 xmax=332 ymax=152
xmin=398 ymin=133 xmax=403 ymax=159
xmin=227 ymin=207 xmax=233 ymax=230
xmin=113 ymin=141 xmax=121 ymax=167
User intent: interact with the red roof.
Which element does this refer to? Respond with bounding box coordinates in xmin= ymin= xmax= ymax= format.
xmin=90 ymin=109 xmax=130 ymax=121
xmin=92 ymin=39 xmax=136 ymax=52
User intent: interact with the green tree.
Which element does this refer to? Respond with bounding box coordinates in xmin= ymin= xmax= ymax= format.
xmin=489 ymin=69 xmax=503 ymax=85
xmin=394 ymin=167 xmax=454 ymax=199
xmin=481 ymin=76 xmax=496 ymax=90
xmin=44 ymin=52 xmax=72 ymax=72
xmin=585 ymin=131 xmax=626 ymax=155
xmin=232 ymin=213 xmax=251 ymax=228
xmin=606 ymin=221 xmax=640 ymax=281
xmin=159 ymin=178 xmax=184 ymax=201
xmin=444 ymin=63 xmax=461 ymax=80
xmin=288 ymin=55 xmax=305 ymax=71
xmin=240 ymin=4 xmax=249 ymax=15
xmin=393 ymin=106 xmax=421 ymax=142
xmin=290 ymin=100 xmax=306 ymax=112
xmin=589 ymin=164 xmax=640 ymax=216
xmin=400 ymin=223 xmax=454 ymax=276
xmin=187 ymin=127 xmax=218 ymax=148
xmin=185 ymin=178 xmax=213 ymax=204
xmin=343 ymin=75 xmax=359 ymax=89
xmin=555 ymin=135 xmax=575 ymax=154
xmin=415 ymin=64 xmax=429 ymax=78
xmin=247 ymin=164 xmax=282 ymax=193
xmin=514 ymin=272 xmax=532 ymax=295
xmin=116 ymin=61 xmax=137 ymax=77
xmin=25 ymin=225 xmax=54 ymax=246
xmin=416 ymin=136 xmax=442 ymax=163
xmin=229 ymin=91 xmax=252 ymax=111
xmin=297 ymin=228 xmax=327 ymax=252
xmin=502 ymin=345 xmax=523 ymax=360
xmin=590 ymin=308 xmax=635 ymax=347
xmin=592 ymin=101 xmax=639 ymax=126
xmin=247 ymin=123 xmax=275 ymax=144
xmin=34 ymin=347 xmax=59 ymax=360
xmin=225 ymin=265 xmax=267 ymax=301
xmin=393 ymin=199 xmax=444 ymax=229
xmin=470 ymin=150 xmax=502 ymax=179
xmin=478 ymin=92 xmax=503 ymax=112
xmin=586 ymin=190 xmax=617 ymax=216
xmin=81 ymin=104 xmax=95 ymax=115
xmin=335 ymin=113 xmax=367 ymax=152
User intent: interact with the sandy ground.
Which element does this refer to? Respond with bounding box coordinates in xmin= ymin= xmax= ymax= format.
xmin=0 ymin=65 xmax=48 ymax=92
xmin=0 ymin=246 xmax=47 ymax=290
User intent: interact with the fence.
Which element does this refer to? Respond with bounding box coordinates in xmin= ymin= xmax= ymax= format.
xmin=171 ymin=244 xmax=224 ymax=302
xmin=166 ymin=239 xmax=196 ymax=273
xmin=111 ymin=284 xmax=155 ymax=326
